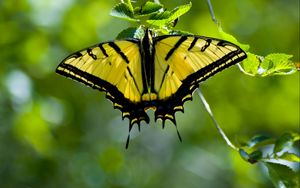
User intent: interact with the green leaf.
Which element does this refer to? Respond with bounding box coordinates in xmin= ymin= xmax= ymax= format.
xmin=248 ymin=135 xmax=274 ymax=148
xmin=110 ymin=3 xmax=139 ymax=22
xmin=146 ymin=11 xmax=172 ymax=27
xmin=278 ymin=152 xmax=300 ymax=163
xmin=274 ymin=133 xmax=295 ymax=154
xmin=291 ymin=132 xmax=300 ymax=142
xmin=167 ymin=2 xmax=192 ymax=22
xmin=239 ymin=149 xmax=263 ymax=164
xmin=239 ymin=149 xmax=250 ymax=162
xmin=281 ymin=132 xmax=300 ymax=144
xmin=116 ymin=27 xmax=138 ymax=39
xmin=136 ymin=1 xmax=163 ymax=16
xmin=149 ymin=10 xmax=171 ymax=20
xmin=147 ymin=2 xmax=192 ymax=27
xmin=241 ymin=53 xmax=297 ymax=77
xmin=116 ymin=27 xmax=144 ymax=40
xmin=260 ymin=53 xmax=297 ymax=76
xmin=218 ymin=30 xmax=250 ymax=51
xmin=169 ymin=29 xmax=193 ymax=35
xmin=124 ymin=0 xmax=134 ymax=12
xmin=264 ymin=162 xmax=299 ymax=188
xmin=241 ymin=53 xmax=262 ymax=75
xmin=248 ymin=150 xmax=263 ymax=164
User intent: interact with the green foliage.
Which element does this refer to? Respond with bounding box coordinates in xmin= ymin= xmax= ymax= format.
xmin=279 ymin=152 xmax=300 ymax=163
xmin=237 ymin=132 xmax=300 ymax=187
xmin=273 ymin=132 xmax=298 ymax=154
xmin=265 ymin=162 xmax=299 ymax=188
xmin=111 ymin=0 xmax=298 ymax=78
xmin=0 ymin=0 xmax=298 ymax=188
xmin=239 ymin=149 xmax=263 ymax=164
xmin=242 ymin=53 xmax=297 ymax=77
xmin=146 ymin=3 xmax=192 ymax=27
xmin=115 ymin=26 xmax=144 ymax=39
xmin=134 ymin=1 xmax=163 ymax=16
xmin=111 ymin=1 xmax=192 ymax=29
xmin=110 ymin=3 xmax=137 ymax=22
xmin=218 ymin=30 xmax=297 ymax=77
xmin=248 ymin=135 xmax=274 ymax=148
xmin=218 ymin=29 xmax=250 ymax=51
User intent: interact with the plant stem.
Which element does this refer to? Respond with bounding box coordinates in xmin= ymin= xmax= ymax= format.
xmin=206 ymin=0 xmax=221 ymax=28
xmin=197 ymin=88 xmax=239 ymax=151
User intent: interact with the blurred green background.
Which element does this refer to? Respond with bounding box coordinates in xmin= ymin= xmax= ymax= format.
xmin=0 ymin=0 xmax=299 ymax=187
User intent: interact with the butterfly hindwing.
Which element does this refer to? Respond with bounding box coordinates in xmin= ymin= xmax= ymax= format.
xmin=152 ymin=35 xmax=247 ymax=122
xmin=56 ymin=39 xmax=151 ymax=126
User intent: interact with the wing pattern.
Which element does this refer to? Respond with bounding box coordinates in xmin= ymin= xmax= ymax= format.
xmin=56 ymin=33 xmax=247 ymax=143
xmin=56 ymin=40 xmax=152 ymax=127
xmin=152 ymin=35 xmax=247 ymax=124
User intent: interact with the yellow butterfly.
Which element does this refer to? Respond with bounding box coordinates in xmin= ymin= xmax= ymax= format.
xmin=56 ymin=28 xmax=247 ymax=147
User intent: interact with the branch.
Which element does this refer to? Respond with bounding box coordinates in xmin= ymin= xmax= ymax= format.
xmin=206 ymin=0 xmax=221 ymax=28
xmin=197 ymin=88 xmax=239 ymax=151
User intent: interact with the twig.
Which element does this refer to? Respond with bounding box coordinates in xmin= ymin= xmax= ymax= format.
xmin=206 ymin=0 xmax=221 ymax=28
xmin=197 ymin=88 xmax=239 ymax=151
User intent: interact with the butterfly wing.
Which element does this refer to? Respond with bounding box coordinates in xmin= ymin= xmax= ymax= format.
xmin=56 ymin=35 xmax=247 ymax=130
xmin=56 ymin=39 xmax=150 ymax=126
xmin=153 ymin=35 xmax=247 ymax=123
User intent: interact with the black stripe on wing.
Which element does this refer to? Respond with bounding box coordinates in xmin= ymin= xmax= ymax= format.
xmin=108 ymin=42 xmax=130 ymax=63
xmin=152 ymin=35 xmax=247 ymax=125
xmin=56 ymin=63 xmax=150 ymax=127
xmin=56 ymin=39 xmax=150 ymax=128
xmin=165 ymin=36 xmax=188 ymax=60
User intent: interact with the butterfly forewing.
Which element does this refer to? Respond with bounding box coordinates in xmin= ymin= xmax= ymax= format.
xmin=151 ymin=35 xmax=247 ymax=122
xmin=154 ymin=35 xmax=247 ymax=99
xmin=56 ymin=40 xmax=144 ymax=103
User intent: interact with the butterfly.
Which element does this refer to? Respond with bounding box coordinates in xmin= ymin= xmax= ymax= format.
xmin=56 ymin=28 xmax=247 ymax=147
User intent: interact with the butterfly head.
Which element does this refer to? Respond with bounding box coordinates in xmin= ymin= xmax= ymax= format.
xmin=144 ymin=28 xmax=153 ymax=41
xmin=141 ymin=28 xmax=154 ymax=49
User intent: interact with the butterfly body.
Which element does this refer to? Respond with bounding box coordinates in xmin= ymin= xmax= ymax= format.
xmin=56 ymin=28 xmax=247 ymax=135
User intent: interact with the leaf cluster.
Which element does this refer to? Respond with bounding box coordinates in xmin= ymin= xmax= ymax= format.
xmin=110 ymin=1 xmax=191 ymax=28
xmin=111 ymin=0 xmax=298 ymax=76
xmin=239 ymin=132 xmax=300 ymax=187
